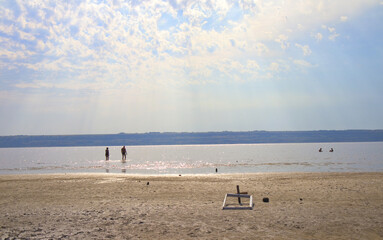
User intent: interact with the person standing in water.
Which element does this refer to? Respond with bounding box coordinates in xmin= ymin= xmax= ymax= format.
xmin=121 ymin=146 xmax=127 ymax=161
xmin=105 ymin=147 xmax=110 ymax=161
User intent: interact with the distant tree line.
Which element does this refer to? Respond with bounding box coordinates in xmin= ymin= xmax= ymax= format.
xmin=0 ymin=130 xmax=383 ymax=148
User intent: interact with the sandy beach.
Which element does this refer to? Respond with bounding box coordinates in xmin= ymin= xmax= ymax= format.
xmin=1 ymin=172 xmax=382 ymax=239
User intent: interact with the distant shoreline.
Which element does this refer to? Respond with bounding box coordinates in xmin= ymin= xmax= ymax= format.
xmin=1 ymin=129 xmax=383 ymax=148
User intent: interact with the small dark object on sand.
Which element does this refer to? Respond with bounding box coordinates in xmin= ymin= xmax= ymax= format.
xmin=179 ymin=174 xmax=181 ymax=176
xmin=300 ymin=198 xmax=303 ymax=201
xmin=263 ymin=197 xmax=269 ymax=203
xmin=215 ymin=168 xmax=218 ymax=173
xmin=147 ymin=182 xmax=149 ymax=185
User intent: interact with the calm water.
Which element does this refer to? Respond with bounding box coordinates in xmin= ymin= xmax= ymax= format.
xmin=0 ymin=142 xmax=382 ymax=175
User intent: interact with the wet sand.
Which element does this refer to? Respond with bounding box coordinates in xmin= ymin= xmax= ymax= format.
xmin=1 ymin=172 xmax=382 ymax=239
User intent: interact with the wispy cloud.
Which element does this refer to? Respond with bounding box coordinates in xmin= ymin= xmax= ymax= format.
xmin=1 ymin=0 xmax=376 ymax=92
xmin=293 ymin=59 xmax=313 ymax=68
xmin=314 ymin=32 xmax=323 ymax=41
xmin=0 ymin=0 xmax=382 ymax=134
xmin=295 ymin=44 xmax=312 ymax=56
xmin=340 ymin=16 xmax=348 ymax=22
xmin=322 ymin=25 xmax=341 ymax=41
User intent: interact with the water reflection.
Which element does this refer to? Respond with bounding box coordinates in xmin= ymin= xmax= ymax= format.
xmin=1 ymin=142 xmax=382 ymax=175
xmin=105 ymin=161 xmax=110 ymax=173
xmin=104 ymin=160 xmax=128 ymax=173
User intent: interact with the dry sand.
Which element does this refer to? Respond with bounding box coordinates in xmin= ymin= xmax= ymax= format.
xmin=1 ymin=172 xmax=382 ymax=239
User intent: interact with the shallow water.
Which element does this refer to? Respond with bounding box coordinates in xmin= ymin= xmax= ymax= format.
xmin=0 ymin=142 xmax=382 ymax=175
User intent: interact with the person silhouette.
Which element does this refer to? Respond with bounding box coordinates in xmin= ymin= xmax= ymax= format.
xmin=121 ymin=146 xmax=127 ymax=161
xmin=105 ymin=147 xmax=110 ymax=161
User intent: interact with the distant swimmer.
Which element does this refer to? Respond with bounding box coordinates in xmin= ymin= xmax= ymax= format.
xmin=329 ymin=148 xmax=334 ymax=152
xmin=105 ymin=147 xmax=110 ymax=161
xmin=319 ymin=148 xmax=323 ymax=152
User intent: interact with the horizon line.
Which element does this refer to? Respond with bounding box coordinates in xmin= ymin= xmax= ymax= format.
xmin=2 ymin=129 xmax=383 ymax=137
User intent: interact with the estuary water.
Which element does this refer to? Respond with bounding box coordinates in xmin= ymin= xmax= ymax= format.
xmin=0 ymin=142 xmax=382 ymax=175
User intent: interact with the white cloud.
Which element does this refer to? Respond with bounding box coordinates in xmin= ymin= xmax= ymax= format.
xmin=0 ymin=0 xmax=380 ymax=92
xmin=0 ymin=48 xmax=33 ymax=61
xmin=0 ymin=22 xmax=15 ymax=35
xmin=36 ymin=40 xmax=45 ymax=51
xmin=247 ymin=60 xmax=260 ymax=70
xmin=295 ymin=44 xmax=312 ymax=56
xmin=269 ymin=62 xmax=280 ymax=72
xmin=322 ymin=25 xmax=340 ymax=41
xmin=327 ymin=27 xmax=340 ymax=41
xmin=293 ymin=59 xmax=313 ymax=68
xmin=340 ymin=16 xmax=348 ymax=22
xmin=212 ymin=0 xmax=232 ymax=19
xmin=18 ymin=30 xmax=36 ymax=41
xmin=275 ymin=34 xmax=290 ymax=50
xmin=329 ymin=32 xmax=340 ymax=41
xmin=328 ymin=27 xmax=336 ymax=33
xmin=315 ymin=32 xmax=323 ymax=41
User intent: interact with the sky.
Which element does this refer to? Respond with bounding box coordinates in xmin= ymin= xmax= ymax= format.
xmin=0 ymin=0 xmax=383 ymax=135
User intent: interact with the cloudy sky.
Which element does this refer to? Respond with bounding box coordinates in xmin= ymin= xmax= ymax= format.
xmin=0 ymin=0 xmax=382 ymax=135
